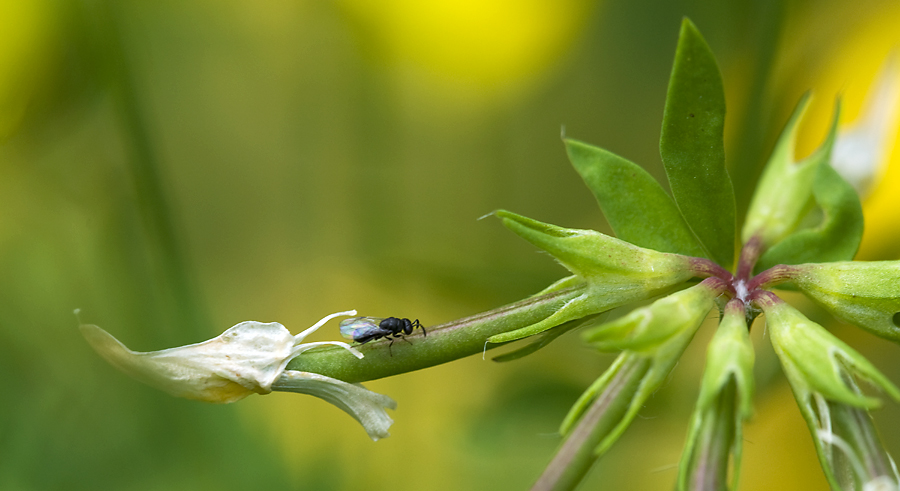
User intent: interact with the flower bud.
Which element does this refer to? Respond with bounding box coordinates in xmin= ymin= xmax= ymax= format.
xmin=558 ymin=282 xmax=722 ymax=459
xmin=488 ymin=210 xmax=696 ymax=343
xmin=582 ymin=278 xmax=722 ymax=353
xmin=759 ymin=297 xmax=900 ymax=489
xmin=678 ymin=300 xmax=754 ymax=491
xmin=792 ymin=261 xmax=900 ymax=342
xmin=743 ymin=93 xmax=832 ymax=247
xmin=760 ymin=297 xmax=899 ymax=410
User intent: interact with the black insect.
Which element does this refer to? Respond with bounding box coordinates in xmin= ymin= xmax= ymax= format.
xmin=339 ymin=316 xmax=427 ymax=355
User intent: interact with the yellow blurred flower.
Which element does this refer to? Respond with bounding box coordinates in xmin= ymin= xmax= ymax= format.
xmin=337 ymin=0 xmax=593 ymax=104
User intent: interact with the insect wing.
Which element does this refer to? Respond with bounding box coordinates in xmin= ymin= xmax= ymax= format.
xmin=339 ymin=316 xmax=384 ymax=341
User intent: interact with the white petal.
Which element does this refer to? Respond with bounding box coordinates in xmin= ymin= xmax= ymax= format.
xmin=80 ymin=321 xmax=299 ymax=403
xmin=272 ymin=370 xmax=397 ymax=441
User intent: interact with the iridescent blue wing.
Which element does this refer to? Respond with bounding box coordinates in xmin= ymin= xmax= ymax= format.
xmin=339 ymin=316 xmax=384 ymax=341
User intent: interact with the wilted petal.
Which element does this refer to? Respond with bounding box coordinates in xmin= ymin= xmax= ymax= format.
xmin=80 ymin=310 xmax=361 ymax=404
xmin=272 ymin=371 xmax=397 ymax=441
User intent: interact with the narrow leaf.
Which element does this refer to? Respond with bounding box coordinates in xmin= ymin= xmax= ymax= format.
xmin=660 ymin=18 xmax=736 ymax=268
xmin=565 ymin=138 xmax=706 ymax=257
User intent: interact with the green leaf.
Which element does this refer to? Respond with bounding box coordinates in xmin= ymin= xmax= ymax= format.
xmin=491 ymin=315 xmax=596 ymax=362
xmin=565 ymin=139 xmax=706 ymax=257
xmin=756 ymin=148 xmax=864 ymax=271
xmin=493 ymin=210 xmax=694 ymax=286
xmin=660 ymin=18 xmax=736 ymax=269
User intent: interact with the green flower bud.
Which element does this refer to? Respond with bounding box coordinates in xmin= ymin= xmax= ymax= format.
xmin=582 ymin=279 xmax=722 ymax=353
xmin=792 ymin=261 xmax=900 ymax=342
xmin=678 ymin=300 xmax=754 ymax=491
xmin=759 ymin=296 xmax=899 ymax=409
xmin=742 ymin=94 xmax=839 ymax=247
xmin=758 ymin=295 xmax=900 ymax=489
xmin=489 ymin=210 xmax=696 ymax=343
xmin=557 ymin=281 xmax=724 ymax=461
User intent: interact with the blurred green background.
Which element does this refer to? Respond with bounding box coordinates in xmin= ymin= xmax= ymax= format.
xmin=2 ymin=0 xmax=900 ymax=489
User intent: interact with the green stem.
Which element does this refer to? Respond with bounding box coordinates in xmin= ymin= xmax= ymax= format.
xmin=531 ymin=353 xmax=650 ymax=491
xmin=287 ymin=285 xmax=588 ymax=383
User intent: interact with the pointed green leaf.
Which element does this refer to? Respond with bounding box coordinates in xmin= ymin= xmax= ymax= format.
xmin=660 ymin=18 xmax=736 ymax=268
xmin=493 ymin=210 xmax=694 ymax=286
xmin=565 ymin=139 xmax=706 ymax=257
xmin=491 ymin=316 xmax=596 ymax=362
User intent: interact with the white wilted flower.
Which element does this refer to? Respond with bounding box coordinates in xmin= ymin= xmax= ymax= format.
xmin=80 ymin=309 xmax=397 ymax=441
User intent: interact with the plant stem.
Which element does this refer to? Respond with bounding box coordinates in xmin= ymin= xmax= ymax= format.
xmin=736 ymin=236 xmax=762 ymax=281
xmin=746 ymin=264 xmax=799 ymax=290
xmin=287 ymin=285 xmax=589 ymax=383
xmin=531 ymin=354 xmax=650 ymax=491
xmin=689 ymin=258 xmax=735 ymax=281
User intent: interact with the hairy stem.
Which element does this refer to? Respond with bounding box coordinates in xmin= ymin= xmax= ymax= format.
xmin=746 ymin=264 xmax=799 ymax=290
xmin=736 ymin=236 xmax=763 ymax=281
xmin=690 ymin=258 xmax=735 ymax=281
xmin=287 ymin=284 xmax=589 ymax=383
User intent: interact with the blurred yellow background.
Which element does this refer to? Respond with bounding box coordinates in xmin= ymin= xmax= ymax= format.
xmin=1 ymin=0 xmax=898 ymax=489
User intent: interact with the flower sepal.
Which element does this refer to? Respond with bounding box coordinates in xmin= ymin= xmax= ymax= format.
xmin=488 ymin=210 xmax=696 ymax=343
xmin=581 ymin=279 xmax=722 ymax=353
xmin=792 ymin=261 xmax=900 ymax=343
xmin=760 ymin=297 xmax=900 ymax=409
